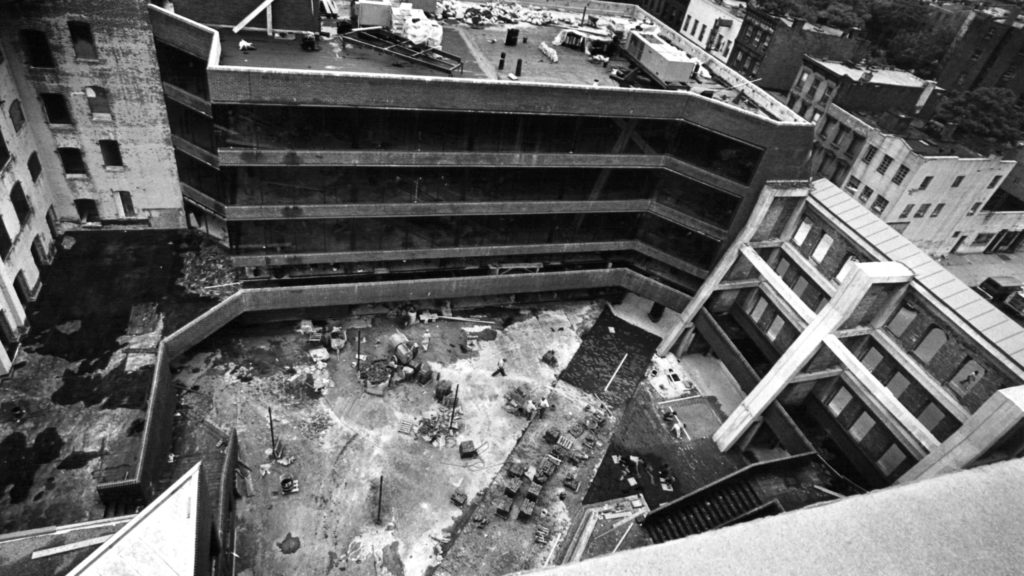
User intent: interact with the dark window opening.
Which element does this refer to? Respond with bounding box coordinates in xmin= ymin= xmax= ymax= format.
xmin=118 ymin=190 xmax=136 ymax=217
xmin=58 ymin=148 xmax=87 ymax=175
xmin=99 ymin=140 xmax=123 ymax=166
xmin=10 ymin=182 xmax=30 ymax=225
xmin=0 ymin=129 xmax=9 ymax=168
xmin=40 ymin=93 xmax=72 ymax=124
xmin=68 ymin=21 xmax=98 ymax=60
xmin=914 ymin=327 xmax=947 ymax=364
xmin=27 ymin=152 xmax=41 ymax=181
xmin=74 ymin=199 xmax=99 ymax=222
xmin=0 ymin=219 xmax=12 ymax=258
xmin=9 ymin=100 xmax=24 ymax=132
xmin=19 ymin=30 xmax=55 ymax=68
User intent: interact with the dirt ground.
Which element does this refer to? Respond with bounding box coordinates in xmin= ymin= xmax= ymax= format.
xmin=172 ymin=302 xmax=612 ymax=576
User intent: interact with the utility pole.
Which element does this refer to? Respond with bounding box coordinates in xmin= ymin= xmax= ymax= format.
xmin=268 ymin=406 xmax=276 ymax=458
xmin=376 ymin=474 xmax=384 ymax=524
xmin=356 ymin=329 xmax=362 ymax=374
xmin=448 ymin=383 xmax=460 ymax=431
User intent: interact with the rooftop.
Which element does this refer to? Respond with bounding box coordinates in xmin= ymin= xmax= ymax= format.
xmin=168 ymin=0 xmax=803 ymax=121
xmin=810 ymin=57 xmax=931 ymax=89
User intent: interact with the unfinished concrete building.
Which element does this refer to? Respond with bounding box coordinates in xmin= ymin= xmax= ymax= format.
xmin=1 ymin=0 xmax=1024 ymax=575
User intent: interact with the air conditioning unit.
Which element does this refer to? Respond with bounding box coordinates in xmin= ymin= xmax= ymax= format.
xmin=625 ymin=32 xmax=699 ymax=84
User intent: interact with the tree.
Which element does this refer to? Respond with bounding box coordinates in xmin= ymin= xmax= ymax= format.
xmin=885 ymin=26 xmax=957 ymax=78
xmin=935 ymin=88 xmax=1024 ymax=145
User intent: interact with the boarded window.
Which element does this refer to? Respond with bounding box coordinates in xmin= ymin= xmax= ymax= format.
xmin=914 ymin=327 xmax=947 ymax=364
xmin=849 ymin=411 xmax=876 ymax=442
xmin=767 ymin=315 xmax=786 ymax=341
xmin=68 ymin=21 xmax=97 ymax=60
xmin=949 ymin=360 xmax=984 ymax=400
xmin=887 ymin=372 xmax=911 ymax=399
xmin=827 ymin=387 xmax=852 ymax=416
xmin=919 ymin=403 xmax=945 ymax=431
xmin=861 ymin=347 xmax=884 ymax=372
xmin=86 ymin=86 xmax=111 ymax=115
xmin=876 ymin=444 xmax=906 ymax=476
xmin=887 ymin=305 xmax=917 ymax=337
xmin=793 ymin=219 xmax=812 ymax=245
xmin=99 ymin=140 xmax=123 ymax=166
xmin=750 ymin=296 xmax=769 ymax=322
xmin=811 ymin=233 xmax=833 ymax=263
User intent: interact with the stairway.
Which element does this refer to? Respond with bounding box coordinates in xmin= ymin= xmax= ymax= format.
xmin=644 ymin=479 xmax=762 ymax=543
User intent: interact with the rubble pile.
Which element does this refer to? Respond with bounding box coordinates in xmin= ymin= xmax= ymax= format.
xmin=415 ymin=406 xmax=463 ymax=445
xmin=438 ymin=0 xmax=570 ymax=26
xmin=177 ymin=242 xmax=238 ymax=300
xmin=296 ymin=409 xmax=334 ymax=439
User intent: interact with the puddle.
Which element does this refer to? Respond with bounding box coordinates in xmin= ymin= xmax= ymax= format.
xmin=277 ymin=532 xmax=301 ymax=554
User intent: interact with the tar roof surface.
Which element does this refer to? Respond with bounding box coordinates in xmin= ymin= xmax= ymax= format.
xmin=812 ymin=58 xmax=929 ymax=88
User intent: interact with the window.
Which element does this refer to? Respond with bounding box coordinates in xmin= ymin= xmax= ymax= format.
xmin=871 ymin=196 xmax=889 ymax=214
xmin=40 ymin=93 xmax=72 ymax=124
xmin=699 ymin=24 xmax=707 ymax=42
xmin=0 ymin=130 xmax=8 ymax=168
xmin=68 ymin=21 xmax=97 ymax=60
xmin=827 ymin=387 xmax=853 ymax=416
xmin=899 ymin=204 xmax=914 ymax=219
xmin=973 ymin=233 xmax=994 ymax=246
xmin=19 ymin=30 xmax=55 ymax=68
xmin=914 ymin=327 xmax=947 ymax=364
xmin=794 ymin=219 xmax=812 ymax=245
xmin=85 ymin=86 xmax=111 ymax=116
xmin=0 ymin=217 xmax=12 ymax=258
xmin=967 ymin=202 xmax=981 ymax=216
xmin=988 ymin=175 xmax=1002 ymax=189
xmin=876 ymin=444 xmax=906 ymax=476
xmin=811 ymin=233 xmax=833 ymax=263
xmin=809 ymin=78 xmax=821 ymax=97
xmin=775 ymin=258 xmax=791 ymax=279
xmin=919 ymin=403 xmax=945 ymax=431
xmin=849 ymin=411 xmax=876 ymax=442
xmin=750 ymin=295 xmax=769 ymax=322
xmin=892 ymin=165 xmax=909 ymax=184
xmin=767 ymin=315 xmax=786 ymax=340
xmin=859 ymin=186 xmax=873 ymax=203
xmin=99 ymin=140 xmax=123 ymax=167
xmin=914 ymin=204 xmax=931 ymax=218
xmin=949 ymin=360 xmax=984 ymax=399
xmin=10 ymin=182 xmax=29 ymax=225
xmin=876 ymin=155 xmax=894 ymax=175
xmin=845 ymin=176 xmax=861 ymax=192
xmin=887 ymin=305 xmax=917 ymax=338
xmin=971 ymin=48 xmax=983 ymax=61
xmin=793 ymin=276 xmax=809 ymax=296
xmin=118 ymin=190 xmax=136 ymax=217
xmin=27 ymin=152 xmax=41 ymax=182
xmin=683 ymin=15 xmax=691 ymax=32
xmin=57 ymin=147 xmax=87 ymax=175
xmin=887 ymin=372 xmax=911 ymax=398
xmin=862 ymin=145 xmax=878 ymax=163
xmin=860 ymin=347 xmax=884 ymax=372
xmin=952 ymin=175 xmax=964 ymax=188
xmin=836 ymin=254 xmax=860 ymax=282
xmin=8 ymin=100 xmax=24 ymax=132
xmin=931 ymin=203 xmax=944 ymax=218
xmin=811 ymin=111 xmax=822 ymax=123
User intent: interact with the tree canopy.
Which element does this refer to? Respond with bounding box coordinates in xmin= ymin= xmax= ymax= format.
xmin=935 ymin=88 xmax=1024 ymax=145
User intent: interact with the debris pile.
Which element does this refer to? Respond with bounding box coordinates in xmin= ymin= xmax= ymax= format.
xmin=177 ymin=242 xmax=238 ymax=300
xmin=415 ymin=405 xmax=463 ymax=444
xmin=296 ymin=409 xmax=334 ymax=439
xmin=438 ymin=0 xmax=568 ymax=26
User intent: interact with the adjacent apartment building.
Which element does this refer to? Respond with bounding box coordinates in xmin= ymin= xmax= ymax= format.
xmin=787 ymin=56 xmax=1020 ymax=256
xmin=679 ymin=0 xmax=747 ymax=62
xmin=935 ymin=2 xmax=1024 ymax=102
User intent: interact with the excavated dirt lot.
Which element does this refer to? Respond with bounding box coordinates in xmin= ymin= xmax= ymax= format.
xmin=171 ymin=301 xmax=638 ymax=576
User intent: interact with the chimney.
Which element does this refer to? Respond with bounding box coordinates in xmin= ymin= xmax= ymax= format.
xmin=941 ymin=122 xmax=959 ymax=142
xmin=792 ymin=17 xmax=806 ymax=29
xmin=860 ymin=70 xmax=874 ymax=83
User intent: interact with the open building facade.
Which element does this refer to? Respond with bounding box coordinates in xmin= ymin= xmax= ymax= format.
xmin=0 ymin=0 xmax=1023 ymax=574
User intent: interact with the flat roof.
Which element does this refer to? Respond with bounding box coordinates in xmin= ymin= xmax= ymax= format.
xmin=0 ymin=517 xmax=132 ymax=576
xmin=810 ymin=57 xmax=930 ymax=88
xmin=810 ymin=179 xmax=1024 ymax=378
xmin=198 ymin=1 xmax=803 ymax=121
xmin=523 ymin=458 xmax=1024 ymax=576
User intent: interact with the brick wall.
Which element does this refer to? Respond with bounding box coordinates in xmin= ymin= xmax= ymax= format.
xmin=149 ymin=5 xmax=216 ymax=60
xmin=759 ymin=27 xmax=867 ymax=92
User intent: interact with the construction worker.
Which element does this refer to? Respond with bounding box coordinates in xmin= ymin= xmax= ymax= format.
xmin=524 ymin=399 xmax=537 ymax=419
xmin=492 ymin=358 xmax=507 ymax=377
xmin=671 ymin=420 xmax=686 ymax=439
xmin=538 ymin=396 xmax=549 ymax=418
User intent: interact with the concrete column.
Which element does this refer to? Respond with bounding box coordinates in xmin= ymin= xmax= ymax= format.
xmin=656 ymin=184 xmax=781 ymax=356
xmin=713 ymin=262 xmax=913 ymax=451
xmin=898 ymin=386 xmax=1024 ymax=484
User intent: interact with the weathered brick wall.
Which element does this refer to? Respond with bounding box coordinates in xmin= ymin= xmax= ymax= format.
xmin=149 ymin=5 xmax=216 ymax=60
xmin=758 ymin=27 xmax=867 ymax=92
xmin=890 ymin=290 xmax=1021 ymax=413
xmin=169 ymin=0 xmax=317 ymax=32
xmin=792 ymin=209 xmax=872 ymax=279
xmin=2 ymin=0 xmax=185 ymax=228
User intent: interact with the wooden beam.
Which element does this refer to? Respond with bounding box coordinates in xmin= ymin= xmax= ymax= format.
xmin=233 ymin=0 xmax=276 ymax=34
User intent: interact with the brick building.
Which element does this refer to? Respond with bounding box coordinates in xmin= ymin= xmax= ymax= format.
xmin=727 ymin=7 xmax=866 ymax=92
xmin=680 ymin=0 xmax=746 ymax=62
xmin=936 ymin=3 xmax=1024 ymax=102
xmin=787 ymin=56 xmax=1021 ymax=256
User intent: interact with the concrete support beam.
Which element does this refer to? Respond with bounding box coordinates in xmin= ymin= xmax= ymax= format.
xmin=715 ymin=278 xmax=761 ymax=291
xmin=898 ymin=386 xmax=1024 ymax=483
xmin=872 ymin=331 xmax=970 ymax=423
xmin=780 ymin=242 xmax=837 ymax=298
xmin=656 ymin=184 xmax=780 ymax=356
xmin=714 ymin=262 xmax=914 ymax=451
xmin=741 ymin=245 xmax=815 ymax=321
